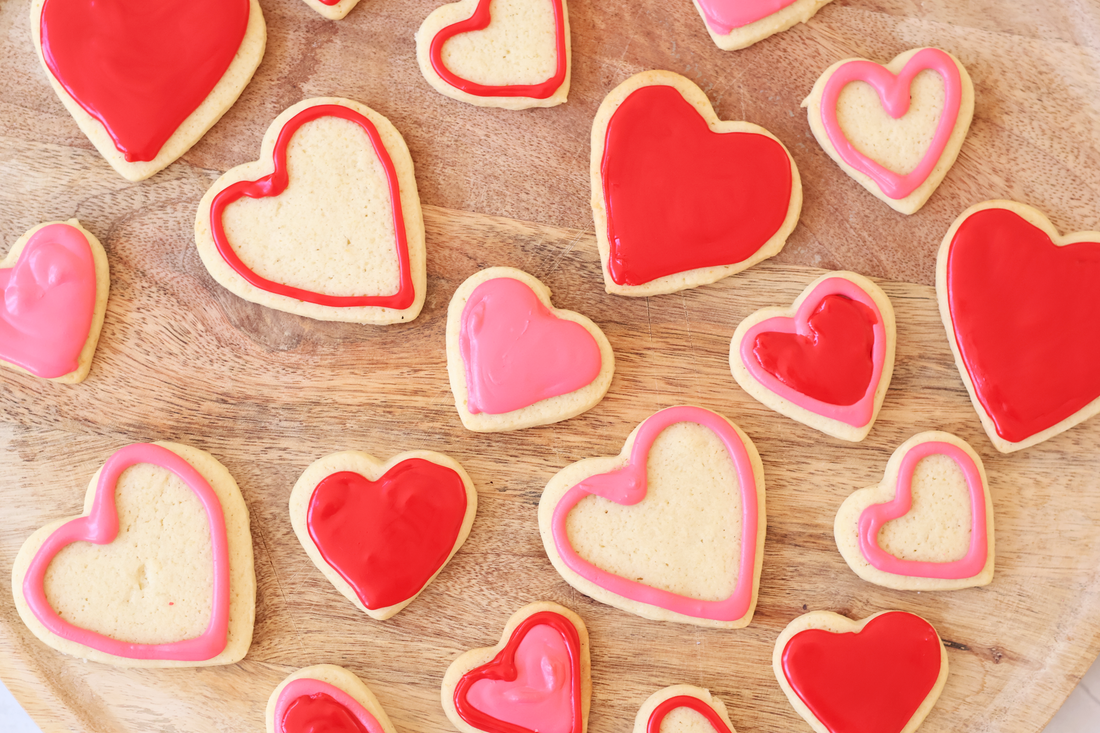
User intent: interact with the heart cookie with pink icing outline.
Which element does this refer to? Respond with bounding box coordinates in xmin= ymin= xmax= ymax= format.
xmin=11 ymin=442 xmax=255 ymax=667
xmin=803 ymin=47 xmax=974 ymax=215
xmin=267 ymin=664 xmax=398 ymax=733
xmin=834 ymin=431 xmax=995 ymax=591
xmin=691 ymin=0 xmax=835 ymax=51
xmin=538 ymin=405 xmax=766 ymax=629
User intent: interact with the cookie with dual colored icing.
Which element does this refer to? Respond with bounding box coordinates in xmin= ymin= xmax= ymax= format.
xmin=441 ymin=601 xmax=591 ymax=733
xmin=834 ymin=431 xmax=994 ymax=591
xmin=289 ymin=450 xmax=477 ymax=620
xmin=592 ymin=70 xmax=801 ymax=297
xmin=691 ymin=0 xmax=834 ymax=51
xmin=634 ymin=685 xmax=738 ymax=733
xmin=937 ymin=200 xmax=1100 ymax=453
xmin=415 ymin=0 xmax=571 ymax=109
xmin=195 ymin=97 xmax=426 ymax=324
xmin=31 ymin=0 xmax=266 ymax=181
xmin=267 ymin=665 xmax=398 ymax=733
xmin=803 ymin=47 xmax=974 ymax=215
xmin=299 ymin=0 xmax=360 ymax=21
xmin=446 ymin=267 xmax=614 ymax=432
xmin=0 ymin=220 xmax=110 ymax=384
xmin=11 ymin=442 xmax=255 ymax=667
xmin=538 ymin=405 xmax=766 ymax=629
xmin=774 ymin=610 xmax=948 ymax=733
xmin=729 ymin=271 xmax=895 ymax=442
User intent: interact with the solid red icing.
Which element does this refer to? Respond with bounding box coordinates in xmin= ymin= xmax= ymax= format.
xmin=40 ymin=0 xmax=250 ymax=163
xmin=280 ymin=693 xmax=369 ymax=733
xmin=946 ymin=207 xmax=1100 ymax=442
xmin=752 ymin=294 xmax=879 ymax=406
xmin=600 ymin=85 xmax=793 ymax=286
xmin=306 ymin=459 xmax=467 ymax=611
xmin=781 ymin=612 xmax=941 ymax=733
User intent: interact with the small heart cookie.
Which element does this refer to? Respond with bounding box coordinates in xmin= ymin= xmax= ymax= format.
xmin=0 ymin=220 xmax=110 ymax=383
xmin=299 ymin=0 xmax=361 ymax=21
xmin=267 ymin=665 xmax=397 ymax=733
xmin=416 ymin=0 xmax=571 ymax=109
xmin=289 ymin=450 xmax=477 ymax=620
xmin=729 ymin=272 xmax=895 ymax=442
xmin=691 ymin=0 xmax=834 ymax=51
xmin=592 ymin=71 xmax=801 ymax=296
xmin=937 ymin=200 xmax=1100 ymax=453
xmin=834 ymin=432 xmax=994 ymax=591
xmin=32 ymin=0 xmax=266 ymax=181
xmin=634 ymin=686 xmax=737 ymax=733
xmin=195 ymin=97 xmax=426 ymax=324
xmin=11 ymin=442 xmax=255 ymax=666
xmin=441 ymin=602 xmax=591 ymax=733
xmin=774 ymin=610 xmax=948 ymax=733
xmin=803 ymin=47 xmax=974 ymax=215
xmin=538 ymin=406 xmax=766 ymax=629
xmin=446 ymin=267 xmax=614 ymax=432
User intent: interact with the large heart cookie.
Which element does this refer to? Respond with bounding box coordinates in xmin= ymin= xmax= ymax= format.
xmin=592 ymin=70 xmax=801 ymax=296
xmin=289 ymin=450 xmax=477 ymax=620
xmin=834 ymin=432 xmax=994 ymax=591
xmin=538 ymin=406 xmax=766 ymax=628
xmin=416 ymin=0 xmax=571 ymax=109
xmin=691 ymin=0 xmax=834 ymax=51
xmin=774 ymin=611 xmax=948 ymax=733
xmin=937 ymin=201 xmax=1100 ymax=452
xmin=267 ymin=664 xmax=397 ymax=733
xmin=730 ymin=272 xmax=895 ymax=442
xmin=0 ymin=220 xmax=110 ymax=383
xmin=446 ymin=267 xmax=614 ymax=432
xmin=32 ymin=0 xmax=265 ymax=181
xmin=634 ymin=686 xmax=737 ymax=733
xmin=441 ymin=602 xmax=591 ymax=733
xmin=803 ymin=47 xmax=974 ymax=215
xmin=11 ymin=442 xmax=255 ymax=667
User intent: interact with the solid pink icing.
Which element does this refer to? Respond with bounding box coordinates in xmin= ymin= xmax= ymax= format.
xmin=740 ymin=277 xmax=887 ymax=428
xmin=22 ymin=443 xmax=231 ymax=661
xmin=274 ymin=678 xmax=386 ymax=733
xmin=459 ymin=277 xmax=602 ymax=415
xmin=820 ymin=48 xmax=963 ymax=200
xmin=0 ymin=223 xmax=97 ymax=379
xmin=550 ymin=406 xmax=760 ymax=622
xmin=858 ymin=441 xmax=989 ymax=579
xmin=465 ymin=625 xmax=574 ymax=733
xmin=696 ymin=0 xmax=798 ymax=35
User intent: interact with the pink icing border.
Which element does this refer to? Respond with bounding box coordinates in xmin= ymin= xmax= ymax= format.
xmin=858 ymin=441 xmax=989 ymax=579
xmin=274 ymin=678 xmax=385 ymax=733
xmin=550 ymin=406 xmax=760 ymax=622
xmin=740 ymin=277 xmax=886 ymax=428
xmin=22 ymin=443 xmax=231 ymax=661
xmin=820 ymin=48 xmax=963 ymax=200
xmin=696 ymin=0 xmax=798 ymax=35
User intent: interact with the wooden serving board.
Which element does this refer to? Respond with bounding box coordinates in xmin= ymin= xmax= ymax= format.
xmin=2 ymin=0 xmax=1100 ymax=732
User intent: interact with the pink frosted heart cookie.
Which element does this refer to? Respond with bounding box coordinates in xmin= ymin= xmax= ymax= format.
xmin=691 ymin=0 xmax=834 ymax=51
xmin=634 ymin=685 xmax=738 ymax=733
xmin=11 ymin=442 xmax=255 ymax=666
xmin=445 ymin=267 xmax=614 ymax=432
xmin=803 ymin=47 xmax=974 ymax=215
xmin=538 ymin=405 xmax=766 ymax=628
xmin=267 ymin=665 xmax=397 ymax=733
xmin=835 ymin=432 xmax=994 ymax=591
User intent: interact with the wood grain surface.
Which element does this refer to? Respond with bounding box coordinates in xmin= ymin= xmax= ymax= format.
xmin=1 ymin=0 xmax=1099 ymax=732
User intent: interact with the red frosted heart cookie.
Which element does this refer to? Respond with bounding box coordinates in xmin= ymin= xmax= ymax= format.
xmin=634 ymin=686 xmax=737 ymax=733
xmin=592 ymin=70 xmax=801 ymax=296
xmin=267 ymin=665 xmax=397 ymax=733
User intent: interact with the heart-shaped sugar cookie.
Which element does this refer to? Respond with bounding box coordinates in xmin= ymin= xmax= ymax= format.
xmin=11 ymin=442 xmax=254 ymax=666
xmin=803 ymin=47 xmax=974 ymax=215
xmin=691 ymin=0 xmax=834 ymax=51
xmin=634 ymin=686 xmax=737 ymax=733
xmin=416 ymin=0 xmax=571 ymax=109
xmin=834 ymin=432 xmax=994 ymax=591
xmin=267 ymin=665 xmax=397 ymax=733
xmin=538 ymin=406 xmax=766 ymax=629
xmin=195 ymin=97 xmax=426 ymax=324
xmin=441 ymin=602 xmax=591 ymax=733
xmin=299 ymin=0 xmax=361 ymax=21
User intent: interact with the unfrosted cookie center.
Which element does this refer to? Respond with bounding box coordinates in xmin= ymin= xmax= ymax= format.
xmin=44 ymin=463 xmax=214 ymax=645
xmin=835 ymin=69 xmax=946 ymax=177
xmin=566 ymin=422 xmax=742 ymax=602
xmin=222 ymin=115 xmax=402 ymax=298
xmin=660 ymin=706 xmax=719 ymax=733
xmin=441 ymin=0 xmax=559 ymax=87
xmin=878 ymin=453 xmax=972 ymax=563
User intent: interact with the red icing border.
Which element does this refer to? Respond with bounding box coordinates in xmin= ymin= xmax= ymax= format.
xmin=646 ymin=695 xmax=732 ymax=733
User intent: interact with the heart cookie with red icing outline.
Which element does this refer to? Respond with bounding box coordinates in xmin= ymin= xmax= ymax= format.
xmin=416 ymin=0 xmax=571 ymax=109
xmin=441 ymin=602 xmax=591 ymax=733
xmin=195 ymin=98 xmax=426 ymax=324
xmin=691 ymin=0 xmax=834 ymax=51
xmin=634 ymin=685 xmax=738 ymax=733
xmin=267 ymin=664 xmax=398 ymax=733
xmin=289 ymin=449 xmax=477 ymax=620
